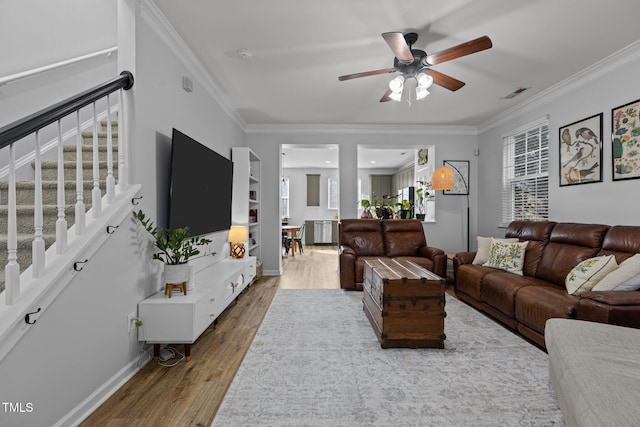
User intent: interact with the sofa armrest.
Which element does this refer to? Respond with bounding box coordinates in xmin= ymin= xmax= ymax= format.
xmin=581 ymin=291 xmax=640 ymax=306
xmin=452 ymin=252 xmax=477 ymax=283
xmin=418 ymin=246 xmax=447 ymax=278
xmin=577 ymin=291 xmax=640 ymax=329
xmin=339 ymin=246 xmax=357 ymax=290
xmin=339 ymin=245 xmax=356 ymax=257
xmin=453 ymin=251 xmax=476 ymax=267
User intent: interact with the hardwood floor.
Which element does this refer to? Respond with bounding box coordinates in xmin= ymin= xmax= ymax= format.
xmin=81 ymin=245 xmax=340 ymax=427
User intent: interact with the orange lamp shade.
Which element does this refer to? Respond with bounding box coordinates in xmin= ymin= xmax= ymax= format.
xmin=431 ymin=166 xmax=455 ymax=191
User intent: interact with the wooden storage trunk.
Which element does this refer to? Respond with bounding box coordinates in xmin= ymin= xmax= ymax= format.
xmin=363 ymin=258 xmax=446 ymax=349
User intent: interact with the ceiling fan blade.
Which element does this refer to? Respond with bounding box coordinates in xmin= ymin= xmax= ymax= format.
xmin=424 ymin=36 xmax=492 ymax=66
xmin=382 ymin=32 xmax=414 ymax=63
xmin=425 ymin=69 xmax=466 ymax=91
xmin=338 ymin=68 xmax=396 ymax=81
xmin=379 ymin=89 xmax=393 ymax=102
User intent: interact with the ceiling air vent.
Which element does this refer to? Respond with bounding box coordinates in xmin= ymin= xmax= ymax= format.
xmin=502 ymin=87 xmax=530 ymax=99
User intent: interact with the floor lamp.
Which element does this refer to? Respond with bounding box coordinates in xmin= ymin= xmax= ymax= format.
xmin=431 ymin=161 xmax=470 ymax=252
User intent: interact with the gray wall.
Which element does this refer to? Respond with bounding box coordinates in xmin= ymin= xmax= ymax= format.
xmin=476 ymin=42 xmax=640 ymax=239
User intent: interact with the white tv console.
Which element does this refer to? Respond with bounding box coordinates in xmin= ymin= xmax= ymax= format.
xmin=138 ymin=256 xmax=256 ymax=361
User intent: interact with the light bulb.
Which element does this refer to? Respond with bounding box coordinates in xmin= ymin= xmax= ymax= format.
xmin=389 ymin=76 xmax=404 ymax=92
xmin=416 ymin=72 xmax=433 ymax=89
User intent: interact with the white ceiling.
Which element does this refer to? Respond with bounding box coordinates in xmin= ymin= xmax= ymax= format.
xmin=153 ymin=0 xmax=640 ymax=168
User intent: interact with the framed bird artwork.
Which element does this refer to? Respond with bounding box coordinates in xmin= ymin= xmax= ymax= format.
xmin=612 ymin=98 xmax=640 ymax=182
xmin=559 ymin=113 xmax=603 ymax=186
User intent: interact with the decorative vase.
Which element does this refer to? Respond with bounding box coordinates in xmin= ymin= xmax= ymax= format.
xmin=361 ymin=209 xmax=373 ymax=219
xmin=416 ymin=213 xmax=426 ymax=221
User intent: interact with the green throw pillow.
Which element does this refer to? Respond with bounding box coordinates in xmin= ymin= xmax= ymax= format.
xmin=482 ymin=238 xmax=529 ymax=275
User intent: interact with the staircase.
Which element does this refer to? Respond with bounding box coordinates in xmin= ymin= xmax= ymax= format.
xmin=0 ymin=120 xmax=119 ymax=292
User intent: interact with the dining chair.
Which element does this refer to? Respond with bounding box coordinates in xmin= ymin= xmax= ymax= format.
xmin=282 ymin=232 xmax=291 ymax=255
xmin=293 ymin=225 xmax=305 ymax=254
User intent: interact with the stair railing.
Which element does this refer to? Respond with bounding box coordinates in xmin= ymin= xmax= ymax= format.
xmin=0 ymin=71 xmax=134 ymax=305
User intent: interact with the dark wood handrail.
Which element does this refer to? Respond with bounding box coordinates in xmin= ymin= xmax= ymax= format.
xmin=0 ymin=70 xmax=134 ymax=150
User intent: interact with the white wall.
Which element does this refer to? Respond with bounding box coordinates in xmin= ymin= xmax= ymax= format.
xmin=0 ymin=0 xmax=118 ymax=172
xmin=477 ymin=42 xmax=640 ymax=238
xmin=245 ymin=126 xmax=478 ymax=273
xmin=0 ymin=0 xmax=117 ymax=126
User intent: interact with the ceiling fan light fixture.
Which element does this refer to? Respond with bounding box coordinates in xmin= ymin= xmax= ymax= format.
xmin=416 ymin=72 xmax=433 ymax=89
xmin=389 ymin=90 xmax=402 ymax=102
xmin=389 ymin=75 xmax=404 ymax=92
xmin=416 ymin=86 xmax=430 ymax=100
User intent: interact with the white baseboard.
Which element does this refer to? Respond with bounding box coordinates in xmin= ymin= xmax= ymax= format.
xmin=54 ymin=355 xmax=150 ymax=427
xmin=264 ymin=269 xmax=282 ymax=276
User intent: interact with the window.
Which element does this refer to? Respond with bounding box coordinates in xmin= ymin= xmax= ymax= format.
xmin=328 ymin=177 xmax=338 ymax=210
xmin=501 ymin=119 xmax=549 ymax=225
xmin=281 ymin=177 xmax=289 ymax=219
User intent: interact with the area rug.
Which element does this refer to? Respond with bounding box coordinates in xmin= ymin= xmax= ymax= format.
xmin=212 ymin=289 xmax=564 ymax=426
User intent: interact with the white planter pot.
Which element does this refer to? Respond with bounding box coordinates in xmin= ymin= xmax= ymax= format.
xmin=164 ymin=263 xmax=191 ymax=285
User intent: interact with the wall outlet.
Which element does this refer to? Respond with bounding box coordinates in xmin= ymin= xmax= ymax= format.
xmin=127 ymin=312 xmax=136 ymax=333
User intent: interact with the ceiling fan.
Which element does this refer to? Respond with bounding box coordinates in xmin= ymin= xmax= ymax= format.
xmin=338 ymin=32 xmax=492 ymax=102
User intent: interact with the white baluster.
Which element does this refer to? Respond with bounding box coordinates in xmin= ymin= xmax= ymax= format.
xmin=56 ymin=120 xmax=68 ymax=254
xmin=32 ymin=131 xmax=45 ymax=277
xmin=91 ymin=102 xmax=102 ymax=218
xmin=105 ymin=94 xmax=115 ymax=204
xmin=117 ymin=88 xmax=128 ymax=191
xmin=5 ymin=143 xmax=20 ymax=305
xmin=74 ymin=110 xmax=86 ymax=235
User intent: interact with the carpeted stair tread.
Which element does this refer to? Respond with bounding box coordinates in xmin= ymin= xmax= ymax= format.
xmin=0 ymin=180 xmax=106 ymax=206
xmin=61 ymin=146 xmax=119 ymax=163
xmin=80 ymin=131 xmax=120 ymax=145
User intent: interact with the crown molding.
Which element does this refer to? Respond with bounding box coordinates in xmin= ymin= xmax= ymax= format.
xmin=245 ymin=123 xmax=478 ymax=136
xmin=478 ymin=39 xmax=640 ymax=134
xmin=140 ymin=0 xmax=246 ymax=130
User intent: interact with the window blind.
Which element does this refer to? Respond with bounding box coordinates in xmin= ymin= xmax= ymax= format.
xmin=501 ymin=122 xmax=549 ymax=226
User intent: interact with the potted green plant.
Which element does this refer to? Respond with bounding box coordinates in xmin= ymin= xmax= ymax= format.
xmin=400 ymin=199 xmax=412 ymax=219
xmin=133 ymin=210 xmax=214 ymax=291
xmin=415 ymin=180 xmax=431 ymax=221
xmin=360 ymin=199 xmax=373 ymax=218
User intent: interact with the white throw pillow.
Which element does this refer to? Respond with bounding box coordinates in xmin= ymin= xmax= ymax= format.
xmin=565 ymin=255 xmax=618 ymax=295
xmin=473 ymin=236 xmax=519 ymax=265
xmin=482 ymin=238 xmax=529 ymax=275
xmin=592 ymin=254 xmax=640 ymax=292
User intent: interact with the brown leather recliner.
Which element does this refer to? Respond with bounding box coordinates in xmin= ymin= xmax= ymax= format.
xmin=339 ymin=219 xmax=446 ymax=290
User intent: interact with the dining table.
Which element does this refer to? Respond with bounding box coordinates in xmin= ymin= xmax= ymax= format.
xmin=282 ymin=225 xmax=301 ymax=257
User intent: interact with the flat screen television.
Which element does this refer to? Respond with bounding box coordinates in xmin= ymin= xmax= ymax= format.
xmin=168 ymin=128 xmax=233 ymax=236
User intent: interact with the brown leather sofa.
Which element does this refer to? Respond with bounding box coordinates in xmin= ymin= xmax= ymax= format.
xmin=453 ymin=221 xmax=640 ymax=348
xmin=339 ymin=219 xmax=447 ymax=290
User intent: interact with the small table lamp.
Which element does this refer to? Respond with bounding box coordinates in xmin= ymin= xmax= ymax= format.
xmin=228 ymin=225 xmax=248 ymax=259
